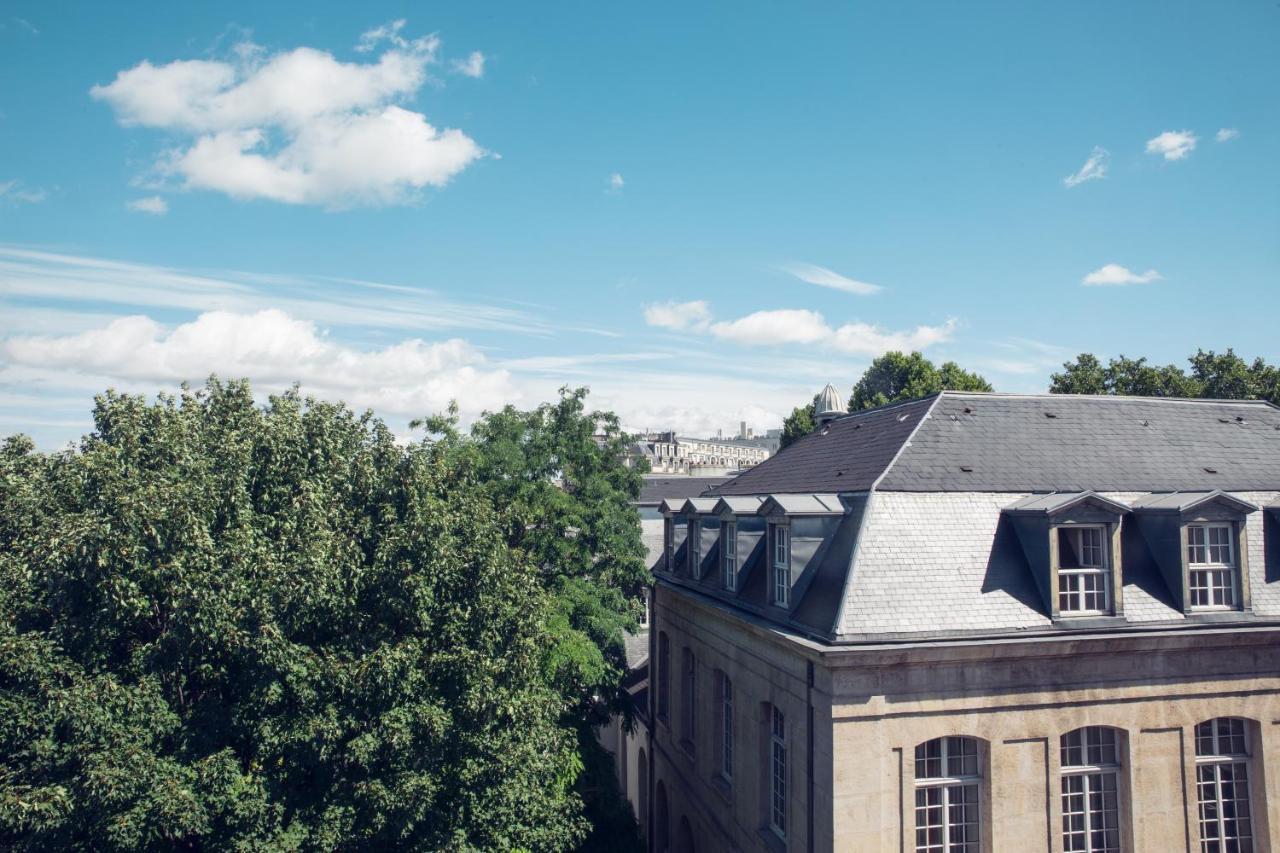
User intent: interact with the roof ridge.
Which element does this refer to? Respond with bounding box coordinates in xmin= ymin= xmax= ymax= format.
xmin=936 ymin=390 xmax=1278 ymax=407
xmin=870 ymin=393 xmax=944 ymax=492
xmin=822 ymin=391 xmax=942 ymax=424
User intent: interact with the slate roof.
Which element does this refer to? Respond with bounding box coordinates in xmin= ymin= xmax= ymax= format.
xmin=714 ymin=396 xmax=936 ymax=495
xmin=656 ymin=393 xmax=1280 ymax=645
xmin=714 ymin=392 xmax=1280 ymax=495
xmin=638 ymin=475 xmax=730 ymax=504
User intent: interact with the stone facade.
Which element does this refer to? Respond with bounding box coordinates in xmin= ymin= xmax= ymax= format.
xmin=601 ymin=393 xmax=1280 ymax=852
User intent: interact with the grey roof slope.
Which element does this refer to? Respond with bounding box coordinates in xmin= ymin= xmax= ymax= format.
xmin=716 ymin=392 xmax=1280 ymax=495
xmin=713 ymin=396 xmax=935 ymax=495
xmin=638 ymin=476 xmax=729 ymax=504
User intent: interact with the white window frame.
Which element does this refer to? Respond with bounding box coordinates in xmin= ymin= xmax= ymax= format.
xmin=1187 ymin=523 xmax=1238 ymax=610
xmin=719 ymin=673 xmax=734 ymax=783
xmin=1060 ymin=727 xmax=1123 ymax=853
xmin=914 ymin=736 xmax=981 ymax=853
xmin=722 ymin=521 xmax=737 ymax=591
xmin=772 ymin=523 xmax=791 ymax=607
xmin=769 ymin=706 xmax=787 ymax=839
xmin=1058 ymin=525 xmax=1111 ymax=615
xmin=1194 ymin=718 xmax=1254 ymax=853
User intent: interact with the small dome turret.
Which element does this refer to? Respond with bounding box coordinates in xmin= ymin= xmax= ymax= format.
xmin=815 ymin=383 xmax=844 ymax=427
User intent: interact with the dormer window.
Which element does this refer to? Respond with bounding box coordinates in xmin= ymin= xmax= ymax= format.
xmin=1057 ymin=525 xmax=1110 ymax=614
xmin=1187 ymin=523 xmax=1237 ymax=609
xmin=772 ymin=524 xmax=791 ymax=606
xmin=1131 ymin=491 xmax=1256 ymax=615
xmin=722 ymin=521 xmax=737 ymax=591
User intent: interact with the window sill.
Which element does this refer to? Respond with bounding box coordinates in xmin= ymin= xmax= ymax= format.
xmin=757 ymin=827 xmax=787 ymax=853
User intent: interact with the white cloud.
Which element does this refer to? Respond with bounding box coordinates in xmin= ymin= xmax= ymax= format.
xmin=0 ymin=309 xmax=517 ymax=418
xmin=643 ymin=300 xmax=711 ymax=331
xmin=0 ymin=179 xmax=48 ymax=204
xmin=1082 ymin=263 xmax=1163 ymax=286
xmin=90 ymin=26 xmax=484 ymax=208
xmin=451 ymin=51 xmax=485 ymax=78
xmin=1215 ymin=127 xmax=1239 ymax=143
xmin=1063 ymin=146 xmax=1109 ymax=188
xmin=645 ymin=301 xmax=955 ymax=355
xmin=1145 ymin=130 xmax=1197 ymax=161
xmin=126 ymin=195 xmax=168 ymax=215
xmin=608 ymin=172 xmax=625 ymax=191
xmin=779 ymin=262 xmax=881 ymax=295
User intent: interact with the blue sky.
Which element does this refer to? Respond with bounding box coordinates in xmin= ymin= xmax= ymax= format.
xmin=2 ymin=1 xmax=1277 ymax=447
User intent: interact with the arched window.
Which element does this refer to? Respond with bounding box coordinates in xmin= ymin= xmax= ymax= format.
xmin=655 ymin=780 xmax=670 ymax=853
xmin=914 ymin=736 xmax=981 ymax=853
xmin=1194 ymin=717 xmax=1254 ymax=852
xmin=1060 ymin=727 xmax=1123 ymax=853
xmin=637 ymin=749 xmax=648 ymax=839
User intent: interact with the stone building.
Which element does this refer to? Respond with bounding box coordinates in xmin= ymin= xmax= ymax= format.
xmin=635 ymin=391 xmax=1280 ymax=852
xmin=632 ymin=432 xmax=775 ymax=475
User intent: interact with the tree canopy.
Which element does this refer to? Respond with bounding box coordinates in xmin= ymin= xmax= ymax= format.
xmin=1050 ymin=349 xmax=1280 ymax=405
xmin=779 ymin=352 xmax=991 ymax=448
xmin=0 ymin=379 xmax=645 ymax=851
xmin=849 ymin=351 xmax=992 ymax=411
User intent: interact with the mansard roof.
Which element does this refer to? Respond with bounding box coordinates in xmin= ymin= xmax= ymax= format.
xmin=713 ymin=392 xmax=1280 ymax=496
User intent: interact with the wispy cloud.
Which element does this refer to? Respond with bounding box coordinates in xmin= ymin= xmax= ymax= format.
xmin=91 ymin=23 xmax=484 ymax=208
xmin=780 ymin=262 xmax=881 ymax=295
xmin=451 ymin=51 xmax=485 ymax=78
xmin=1082 ymin=263 xmax=1163 ymax=286
xmin=1063 ymin=146 xmax=1109 ymax=188
xmin=0 ymin=246 xmax=547 ymax=335
xmin=1215 ymin=127 xmax=1239 ymax=143
xmin=0 ymin=180 xmax=48 ymax=204
xmin=1145 ymin=130 xmax=1197 ymax=161
xmin=11 ymin=17 xmax=38 ymax=35
xmin=126 ymin=195 xmax=169 ymax=215
xmin=607 ymin=172 xmax=624 ymax=192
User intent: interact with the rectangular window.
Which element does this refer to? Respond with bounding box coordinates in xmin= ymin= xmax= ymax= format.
xmin=1195 ymin=718 xmax=1254 ymax=853
xmin=657 ymin=633 xmax=670 ymax=722
xmin=1187 ymin=524 xmax=1237 ymax=609
xmin=1060 ymin=727 xmax=1122 ymax=853
xmin=688 ymin=520 xmax=700 ymax=575
xmin=722 ymin=522 xmax=737 ymax=591
xmin=770 ymin=706 xmax=786 ymax=838
xmin=720 ymin=674 xmax=733 ymax=782
xmin=664 ymin=519 xmax=674 ymax=570
xmin=681 ymin=648 xmax=696 ymax=747
xmin=772 ymin=525 xmax=791 ymax=607
xmin=1058 ymin=526 xmax=1110 ymax=614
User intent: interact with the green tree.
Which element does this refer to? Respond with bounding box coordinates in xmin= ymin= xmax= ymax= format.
xmin=460 ymin=388 xmax=649 ymax=726
xmin=779 ymin=400 xmax=816 ymax=450
xmin=1051 ymin=349 xmax=1279 ymax=405
xmin=0 ymin=380 xmax=587 ymax=851
xmin=849 ymin=351 xmax=992 ymax=411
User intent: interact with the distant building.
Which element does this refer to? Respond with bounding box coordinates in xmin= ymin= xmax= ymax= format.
xmin=630 ymin=431 xmax=776 ymax=474
xmin=605 ymin=389 xmax=1280 ymax=852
